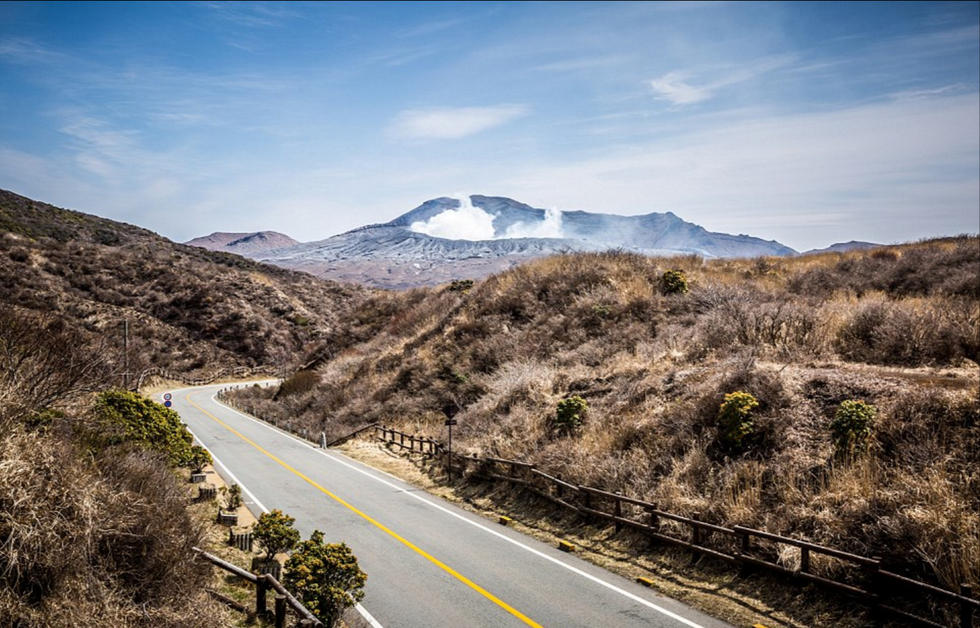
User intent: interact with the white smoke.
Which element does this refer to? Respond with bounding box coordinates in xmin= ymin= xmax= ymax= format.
xmin=409 ymin=195 xmax=565 ymax=241
xmin=409 ymin=195 xmax=496 ymax=240
xmin=503 ymin=207 xmax=564 ymax=238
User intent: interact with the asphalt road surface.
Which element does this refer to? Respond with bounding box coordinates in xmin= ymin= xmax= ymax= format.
xmin=169 ymin=383 xmax=732 ymax=628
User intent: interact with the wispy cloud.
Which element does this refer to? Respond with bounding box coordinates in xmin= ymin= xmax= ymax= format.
xmin=203 ymin=2 xmax=299 ymax=28
xmin=390 ymin=105 xmax=529 ymax=140
xmin=650 ymin=55 xmax=796 ymax=106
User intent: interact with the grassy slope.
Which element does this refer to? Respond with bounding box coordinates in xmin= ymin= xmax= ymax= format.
xmin=230 ymin=237 xmax=979 ymax=600
xmin=0 ymin=188 xmax=367 ymax=375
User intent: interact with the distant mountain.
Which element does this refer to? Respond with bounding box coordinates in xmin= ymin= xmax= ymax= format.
xmin=185 ymin=231 xmax=298 ymax=256
xmin=251 ymin=195 xmax=797 ymax=289
xmin=804 ymin=241 xmax=880 ymax=255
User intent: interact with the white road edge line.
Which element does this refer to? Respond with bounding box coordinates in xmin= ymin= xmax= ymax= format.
xmin=170 ymin=389 xmax=384 ymax=628
xmin=208 ymin=390 xmax=707 ymax=628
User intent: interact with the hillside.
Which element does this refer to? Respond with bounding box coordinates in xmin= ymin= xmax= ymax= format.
xmin=228 ymin=236 xmax=979 ymax=611
xmin=0 ymin=189 xmax=366 ymax=377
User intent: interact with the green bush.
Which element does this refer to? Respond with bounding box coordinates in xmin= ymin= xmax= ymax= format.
xmin=660 ymin=269 xmax=689 ymax=295
xmin=93 ymin=390 xmax=196 ymax=467
xmin=253 ymin=509 xmax=300 ymax=560
xmin=283 ymin=531 xmax=367 ymax=627
xmin=717 ymin=391 xmax=758 ymax=452
xmin=831 ymin=400 xmax=877 ymax=454
xmin=553 ymin=396 xmax=588 ymax=435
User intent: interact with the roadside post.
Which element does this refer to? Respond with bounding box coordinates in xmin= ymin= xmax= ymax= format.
xmin=445 ymin=417 xmax=457 ymax=481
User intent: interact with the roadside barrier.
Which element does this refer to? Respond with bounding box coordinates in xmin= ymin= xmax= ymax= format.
xmin=194 ymin=546 xmax=321 ymax=628
xmin=369 ymin=425 xmax=977 ymax=628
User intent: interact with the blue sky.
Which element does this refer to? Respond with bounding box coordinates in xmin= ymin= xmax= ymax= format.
xmin=0 ymin=1 xmax=977 ymax=250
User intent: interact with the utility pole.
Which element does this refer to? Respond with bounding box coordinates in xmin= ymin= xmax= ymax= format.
xmin=123 ymin=318 xmax=129 ymax=390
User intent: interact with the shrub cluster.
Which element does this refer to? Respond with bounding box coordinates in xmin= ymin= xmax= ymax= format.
xmin=660 ymin=269 xmax=689 ymax=294
xmin=553 ymin=396 xmax=588 ymax=435
xmin=716 ymin=391 xmax=758 ymax=453
xmin=830 ymin=400 xmax=877 ymax=455
xmin=93 ymin=391 xmax=197 ymax=467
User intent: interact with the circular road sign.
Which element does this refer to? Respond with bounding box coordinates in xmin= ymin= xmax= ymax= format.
xmin=163 ymin=393 xmax=172 ymax=401
xmin=164 ymin=400 xmax=172 ymax=408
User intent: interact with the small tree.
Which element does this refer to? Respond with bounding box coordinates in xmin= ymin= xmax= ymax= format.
xmin=830 ymin=400 xmax=877 ymax=455
xmin=284 ymin=531 xmax=367 ymax=627
xmin=553 ymin=396 xmax=588 ymax=435
xmin=222 ymin=484 xmax=243 ymax=511
xmin=189 ymin=445 xmax=211 ymax=474
xmin=717 ymin=391 xmax=758 ymax=453
xmin=660 ymin=269 xmax=689 ymax=295
xmin=253 ymin=509 xmax=300 ymax=560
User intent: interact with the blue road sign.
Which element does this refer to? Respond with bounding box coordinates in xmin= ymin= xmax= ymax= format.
xmin=164 ymin=400 xmax=172 ymax=408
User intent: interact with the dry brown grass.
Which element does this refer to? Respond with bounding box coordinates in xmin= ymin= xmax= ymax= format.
xmin=0 ymin=427 xmax=225 ymax=627
xmin=228 ymin=238 xmax=980 ymax=608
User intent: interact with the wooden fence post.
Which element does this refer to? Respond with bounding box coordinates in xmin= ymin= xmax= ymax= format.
xmin=866 ymin=556 xmax=882 ymax=626
xmin=961 ymin=584 xmax=974 ymax=628
xmin=800 ymin=546 xmax=810 ymax=574
xmin=274 ymin=594 xmax=287 ymax=628
xmin=256 ymin=574 xmax=268 ymax=616
xmin=614 ymin=493 xmax=623 ymax=533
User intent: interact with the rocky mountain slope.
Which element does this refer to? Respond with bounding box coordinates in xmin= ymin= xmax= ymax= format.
xmin=196 ymin=196 xmax=798 ymax=289
xmin=185 ymin=231 xmax=298 ymax=256
xmin=0 ymin=189 xmax=365 ymax=376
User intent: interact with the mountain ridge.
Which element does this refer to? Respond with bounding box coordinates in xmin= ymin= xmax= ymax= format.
xmin=216 ymin=195 xmax=799 ymax=289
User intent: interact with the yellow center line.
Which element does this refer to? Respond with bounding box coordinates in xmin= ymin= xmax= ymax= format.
xmin=184 ymin=393 xmax=543 ymax=628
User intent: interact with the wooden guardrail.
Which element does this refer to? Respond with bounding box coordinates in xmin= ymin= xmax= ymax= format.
xmin=372 ymin=426 xmax=978 ymax=628
xmin=193 ymin=547 xmax=322 ymax=627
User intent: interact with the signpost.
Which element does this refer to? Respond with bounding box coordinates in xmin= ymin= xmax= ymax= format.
xmin=445 ymin=418 xmax=457 ymax=481
xmin=163 ymin=392 xmax=172 ymax=408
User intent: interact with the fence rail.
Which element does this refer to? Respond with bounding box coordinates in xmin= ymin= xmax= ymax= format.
xmin=194 ymin=547 xmax=321 ymax=628
xmin=372 ymin=425 xmax=977 ymax=628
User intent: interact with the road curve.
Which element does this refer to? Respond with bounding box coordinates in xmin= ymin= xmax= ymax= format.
xmin=169 ymin=383 xmax=731 ymax=628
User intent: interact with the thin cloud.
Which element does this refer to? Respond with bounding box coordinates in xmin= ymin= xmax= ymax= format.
xmin=390 ymin=105 xmax=529 ymax=140
xmin=650 ymin=55 xmax=796 ymax=106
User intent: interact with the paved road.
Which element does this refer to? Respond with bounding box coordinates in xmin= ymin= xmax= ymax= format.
xmin=169 ymin=383 xmax=731 ymax=628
